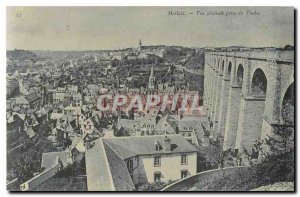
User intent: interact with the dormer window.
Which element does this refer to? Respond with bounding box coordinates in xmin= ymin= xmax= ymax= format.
xmin=155 ymin=145 xmax=160 ymax=151
xmin=154 ymin=140 xmax=160 ymax=152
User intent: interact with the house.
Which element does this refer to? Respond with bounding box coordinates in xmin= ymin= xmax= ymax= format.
xmin=178 ymin=117 xmax=208 ymax=146
xmin=57 ymin=114 xmax=78 ymax=138
xmin=43 ymin=90 xmax=53 ymax=105
xmin=7 ymin=113 xmax=25 ymax=133
xmin=103 ymin=128 xmax=115 ymax=138
xmin=41 ymin=151 xmax=73 ymax=170
xmin=154 ymin=114 xmax=177 ymax=135
xmin=15 ymin=96 xmax=30 ymax=109
xmin=20 ymin=149 xmax=75 ymax=191
xmin=35 ymin=106 xmax=53 ymax=123
xmin=7 ymin=98 xmax=16 ymax=110
xmin=20 ymin=159 xmax=61 ymax=191
xmin=67 ymin=85 xmax=78 ymax=94
xmin=25 ymin=92 xmax=42 ymax=110
xmin=71 ymin=93 xmax=82 ymax=107
xmin=47 ymin=128 xmax=64 ymax=146
xmin=112 ymin=51 xmax=125 ymax=60
xmin=25 ymin=126 xmax=37 ymax=139
xmin=53 ymin=92 xmax=66 ymax=103
xmin=86 ymin=134 xmax=198 ymax=191
xmin=23 ymin=114 xmax=39 ymax=138
xmin=80 ymin=115 xmax=102 ymax=135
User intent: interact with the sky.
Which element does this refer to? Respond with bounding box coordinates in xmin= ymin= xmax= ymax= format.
xmin=6 ymin=6 xmax=294 ymax=50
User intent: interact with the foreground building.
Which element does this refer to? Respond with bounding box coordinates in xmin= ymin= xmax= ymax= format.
xmin=86 ymin=134 xmax=198 ymax=191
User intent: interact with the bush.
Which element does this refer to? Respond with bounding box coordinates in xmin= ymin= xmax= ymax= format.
xmin=255 ymin=121 xmax=295 ymax=183
xmin=137 ymin=180 xmax=175 ymax=191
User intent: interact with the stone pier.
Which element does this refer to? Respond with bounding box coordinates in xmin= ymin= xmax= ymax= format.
xmin=204 ymin=49 xmax=294 ymax=154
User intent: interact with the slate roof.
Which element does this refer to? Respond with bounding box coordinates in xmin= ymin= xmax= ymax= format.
xmin=118 ymin=119 xmax=139 ymax=130
xmin=25 ymin=92 xmax=41 ymax=103
xmin=7 ymin=112 xmax=26 ymax=123
xmin=103 ymin=142 xmax=135 ymax=191
xmin=16 ymin=96 xmax=29 ymax=105
xmin=178 ymin=119 xmax=206 ymax=143
xmin=35 ymin=106 xmax=53 ymax=118
xmin=26 ymin=126 xmax=36 ymax=138
xmin=50 ymin=112 xmax=64 ymax=120
xmin=102 ymin=134 xmax=197 ymax=159
xmin=41 ymin=151 xmax=70 ymax=170
xmin=118 ymin=115 xmax=157 ymax=131
xmin=139 ymin=116 xmax=156 ymax=127
xmin=154 ymin=115 xmax=177 ymax=135
xmin=86 ymin=134 xmax=197 ymax=191
xmin=86 ymin=140 xmax=115 ymax=191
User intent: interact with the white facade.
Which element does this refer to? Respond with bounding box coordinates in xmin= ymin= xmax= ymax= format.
xmin=127 ymin=152 xmax=197 ymax=185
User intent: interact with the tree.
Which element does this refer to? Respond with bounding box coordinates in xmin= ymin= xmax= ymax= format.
xmin=255 ymin=120 xmax=294 ymax=183
xmin=56 ymin=164 xmax=74 ymax=179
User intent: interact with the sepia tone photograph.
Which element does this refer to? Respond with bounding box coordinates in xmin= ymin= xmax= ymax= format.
xmin=6 ymin=6 xmax=294 ymax=191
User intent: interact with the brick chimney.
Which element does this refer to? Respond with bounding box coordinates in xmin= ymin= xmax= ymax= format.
xmin=164 ymin=136 xmax=171 ymax=153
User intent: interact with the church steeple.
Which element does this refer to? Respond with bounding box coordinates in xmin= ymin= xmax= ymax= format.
xmin=148 ymin=64 xmax=155 ymax=89
xmin=138 ymin=39 xmax=142 ymax=51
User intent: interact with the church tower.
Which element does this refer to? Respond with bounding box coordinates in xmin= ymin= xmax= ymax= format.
xmin=138 ymin=39 xmax=142 ymax=51
xmin=148 ymin=65 xmax=155 ymax=89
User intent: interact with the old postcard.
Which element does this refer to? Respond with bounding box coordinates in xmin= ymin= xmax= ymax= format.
xmin=6 ymin=6 xmax=294 ymax=191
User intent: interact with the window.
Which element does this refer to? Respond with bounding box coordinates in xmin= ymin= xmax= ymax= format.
xmin=127 ymin=159 xmax=133 ymax=179
xmin=181 ymin=155 xmax=187 ymax=165
xmin=127 ymin=159 xmax=133 ymax=171
xmin=155 ymin=145 xmax=160 ymax=152
xmin=154 ymin=172 xmax=161 ymax=182
xmin=181 ymin=170 xmax=188 ymax=179
xmin=154 ymin=156 xmax=161 ymax=167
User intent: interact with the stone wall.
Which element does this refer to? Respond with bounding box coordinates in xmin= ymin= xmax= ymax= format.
xmin=204 ymin=49 xmax=294 ymax=153
xmin=161 ymin=166 xmax=248 ymax=191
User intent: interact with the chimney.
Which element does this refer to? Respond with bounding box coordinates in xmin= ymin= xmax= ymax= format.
xmin=163 ymin=136 xmax=171 ymax=153
xmin=86 ymin=140 xmax=91 ymax=150
xmin=203 ymin=135 xmax=210 ymax=146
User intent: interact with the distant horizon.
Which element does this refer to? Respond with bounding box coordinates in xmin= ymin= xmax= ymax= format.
xmin=7 ymin=7 xmax=294 ymax=51
xmin=6 ymin=44 xmax=294 ymax=52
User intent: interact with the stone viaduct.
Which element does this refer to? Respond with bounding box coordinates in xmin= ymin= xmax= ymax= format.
xmin=203 ymin=49 xmax=294 ymax=153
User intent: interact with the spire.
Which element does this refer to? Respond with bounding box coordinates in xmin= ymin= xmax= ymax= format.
xmin=150 ymin=64 xmax=154 ymax=76
xmin=138 ymin=39 xmax=142 ymax=51
xmin=148 ymin=64 xmax=155 ymax=89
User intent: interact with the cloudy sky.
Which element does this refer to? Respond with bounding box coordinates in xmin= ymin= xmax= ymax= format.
xmin=7 ymin=7 xmax=294 ymax=50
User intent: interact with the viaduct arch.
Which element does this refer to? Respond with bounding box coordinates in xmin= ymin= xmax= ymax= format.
xmin=203 ymin=49 xmax=294 ymax=154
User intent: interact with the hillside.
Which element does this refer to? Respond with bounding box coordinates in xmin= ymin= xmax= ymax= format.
xmin=7 ymin=49 xmax=37 ymax=60
xmin=184 ymin=50 xmax=205 ymax=70
xmin=251 ymin=182 xmax=294 ymax=191
xmin=163 ymin=47 xmax=195 ymax=64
